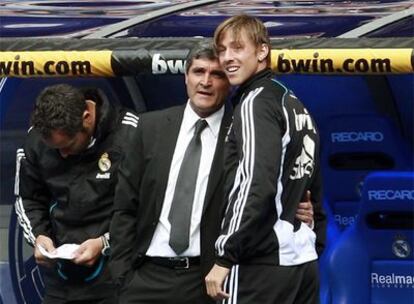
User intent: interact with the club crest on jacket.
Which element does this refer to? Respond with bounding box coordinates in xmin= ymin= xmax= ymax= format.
xmin=98 ymin=152 xmax=111 ymax=172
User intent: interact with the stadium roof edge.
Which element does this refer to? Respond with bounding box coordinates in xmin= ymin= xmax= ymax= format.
xmin=84 ymin=0 xmax=221 ymax=39
xmin=339 ymin=7 xmax=414 ymax=38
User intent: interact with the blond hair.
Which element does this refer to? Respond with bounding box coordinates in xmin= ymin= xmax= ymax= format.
xmin=213 ymin=14 xmax=271 ymax=66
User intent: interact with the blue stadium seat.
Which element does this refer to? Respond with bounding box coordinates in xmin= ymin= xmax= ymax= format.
xmin=324 ymin=171 xmax=414 ymax=304
xmin=321 ymin=115 xmax=410 ymax=231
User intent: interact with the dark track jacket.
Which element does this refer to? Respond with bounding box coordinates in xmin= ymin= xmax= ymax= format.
xmin=14 ymin=90 xmax=138 ymax=299
xmin=216 ymin=69 xmax=326 ymax=268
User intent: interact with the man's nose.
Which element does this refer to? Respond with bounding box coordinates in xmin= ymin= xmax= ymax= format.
xmin=200 ymin=73 xmax=212 ymax=86
xmin=222 ymin=48 xmax=233 ymax=62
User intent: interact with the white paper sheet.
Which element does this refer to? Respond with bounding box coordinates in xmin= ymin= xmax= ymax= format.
xmin=37 ymin=243 xmax=79 ymax=260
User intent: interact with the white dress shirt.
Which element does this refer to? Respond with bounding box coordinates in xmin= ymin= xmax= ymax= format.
xmin=146 ymin=101 xmax=224 ymax=257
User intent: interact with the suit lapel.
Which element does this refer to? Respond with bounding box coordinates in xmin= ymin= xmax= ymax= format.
xmin=154 ymin=106 xmax=185 ymax=213
xmin=202 ymin=106 xmax=233 ymax=215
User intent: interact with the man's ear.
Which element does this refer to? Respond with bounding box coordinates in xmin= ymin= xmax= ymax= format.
xmin=184 ymin=71 xmax=189 ymax=86
xmin=83 ymin=100 xmax=95 ymax=128
xmin=257 ymin=43 xmax=269 ymax=62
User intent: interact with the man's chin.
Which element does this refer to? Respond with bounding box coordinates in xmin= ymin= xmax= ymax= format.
xmin=227 ymin=74 xmax=242 ymax=86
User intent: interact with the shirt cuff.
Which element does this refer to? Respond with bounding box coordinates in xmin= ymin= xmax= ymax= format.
xmin=216 ymin=257 xmax=233 ymax=269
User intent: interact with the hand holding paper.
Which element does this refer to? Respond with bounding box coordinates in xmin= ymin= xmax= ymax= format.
xmin=34 ymin=235 xmax=57 ymax=267
xmin=37 ymin=243 xmax=80 ymax=260
xmin=72 ymin=237 xmax=103 ymax=266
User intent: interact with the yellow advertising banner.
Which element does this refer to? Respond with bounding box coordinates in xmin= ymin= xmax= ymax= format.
xmin=1 ymin=48 xmax=413 ymax=77
xmin=271 ymin=49 xmax=413 ymax=74
xmin=0 ymin=51 xmax=114 ymax=77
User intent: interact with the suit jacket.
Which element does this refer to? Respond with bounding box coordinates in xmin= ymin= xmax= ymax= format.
xmin=110 ymin=104 xmax=232 ymax=286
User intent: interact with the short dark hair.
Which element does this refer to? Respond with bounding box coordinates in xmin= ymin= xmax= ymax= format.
xmin=185 ymin=42 xmax=218 ymax=73
xmin=31 ymin=84 xmax=86 ymax=138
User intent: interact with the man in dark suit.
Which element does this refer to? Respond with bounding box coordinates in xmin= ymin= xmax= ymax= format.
xmin=109 ymin=43 xmax=316 ymax=304
xmin=110 ymin=42 xmax=231 ymax=304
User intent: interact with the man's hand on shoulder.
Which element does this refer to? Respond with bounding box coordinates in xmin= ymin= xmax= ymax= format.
xmin=34 ymin=235 xmax=56 ymax=268
xmin=72 ymin=237 xmax=102 ymax=266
